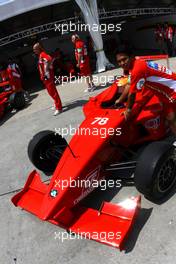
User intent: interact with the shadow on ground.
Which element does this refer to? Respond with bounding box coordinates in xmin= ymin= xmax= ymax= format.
xmin=64 ymin=99 xmax=88 ymax=111
xmin=0 ymin=93 xmax=38 ymax=126
xmin=124 ymin=207 xmax=153 ymax=253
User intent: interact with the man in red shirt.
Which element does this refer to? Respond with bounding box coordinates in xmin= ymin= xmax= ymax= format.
xmin=71 ymin=34 xmax=95 ymax=92
xmin=115 ymin=47 xmax=176 ymax=134
xmin=7 ymin=67 xmax=22 ymax=92
xmin=164 ymin=23 xmax=174 ymax=57
xmin=33 ymin=43 xmax=62 ymax=116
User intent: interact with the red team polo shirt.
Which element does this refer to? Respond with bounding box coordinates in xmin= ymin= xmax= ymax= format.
xmin=75 ymin=39 xmax=91 ymax=76
xmin=165 ymin=26 xmax=173 ymax=42
xmin=38 ymin=51 xmax=54 ymax=81
xmin=129 ymin=59 xmax=176 ymax=104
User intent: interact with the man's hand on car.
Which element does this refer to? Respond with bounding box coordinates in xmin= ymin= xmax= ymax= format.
xmin=121 ymin=108 xmax=132 ymax=120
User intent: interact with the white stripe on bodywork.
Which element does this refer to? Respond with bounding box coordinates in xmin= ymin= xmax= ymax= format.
xmin=146 ymin=76 xmax=176 ymax=92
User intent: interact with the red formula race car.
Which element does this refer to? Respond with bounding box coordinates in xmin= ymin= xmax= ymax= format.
xmin=12 ymin=76 xmax=176 ymax=250
xmin=0 ymin=69 xmax=26 ymax=118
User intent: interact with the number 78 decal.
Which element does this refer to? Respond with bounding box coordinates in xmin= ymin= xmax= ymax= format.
xmin=91 ymin=117 xmax=109 ymax=125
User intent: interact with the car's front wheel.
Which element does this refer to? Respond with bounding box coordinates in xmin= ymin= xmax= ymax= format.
xmin=134 ymin=141 xmax=176 ymax=202
xmin=28 ymin=130 xmax=67 ymax=173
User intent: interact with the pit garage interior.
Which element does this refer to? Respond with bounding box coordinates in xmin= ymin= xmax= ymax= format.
xmin=1 ymin=1 xmax=176 ymax=264
xmin=1 ymin=0 xmax=176 ymax=90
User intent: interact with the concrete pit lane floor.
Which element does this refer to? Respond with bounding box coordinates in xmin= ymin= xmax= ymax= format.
xmin=0 ymin=59 xmax=176 ymax=264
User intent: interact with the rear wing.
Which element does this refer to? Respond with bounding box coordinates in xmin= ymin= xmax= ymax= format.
xmin=135 ymin=55 xmax=169 ymax=68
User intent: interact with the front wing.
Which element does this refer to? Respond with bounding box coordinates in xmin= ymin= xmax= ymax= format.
xmin=12 ymin=170 xmax=141 ymax=250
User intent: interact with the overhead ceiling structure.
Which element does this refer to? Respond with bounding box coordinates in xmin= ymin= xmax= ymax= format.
xmin=0 ymin=1 xmax=74 ymax=38
xmin=98 ymin=0 xmax=176 ymax=10
xmin=1 ymin=7 xmax=176 ymax=47
xmin=0 ymin=0 xmax=176 ymax=71
xmin=0 ymin=0 xmax=69 ymax=22
xmin=0 ymin=0 xmax=176 ymax=37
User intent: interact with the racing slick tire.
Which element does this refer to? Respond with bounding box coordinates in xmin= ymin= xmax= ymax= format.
xmin=134 ymin=141 xmax=176 ymax=202
xmin=9 ymin=92 xmax=26 ymax=110
xmin=28 ymin=130 xmax=67 ymax=173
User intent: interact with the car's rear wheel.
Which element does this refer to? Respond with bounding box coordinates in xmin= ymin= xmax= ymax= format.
xmin=9 ymin=92 xmax=26 ymax=110
xmin=28 ymin=130 xmax=67 ymax=173
xmin=134 ymin=141 xmax=176 ymax=202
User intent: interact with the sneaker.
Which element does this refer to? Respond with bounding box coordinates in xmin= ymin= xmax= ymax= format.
xmin=51 ymin=105 xmax=55 ymax=110
xmin=84 ymin=87 xmax=93 ymax=93
xmin=90 ymin=85 xmax=96 ymax=92
xmin=62 ymin=106 xmax=68 ymax=111
xmin=53 ymin=109 xmax=62 ymax=116
xmin=11 ymin=109 xmax=17 ymax=114
xmin=84 ymin=88 xmax=89 ymax=92
xmin=24 ymin=91 xmax=30 ymax=101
